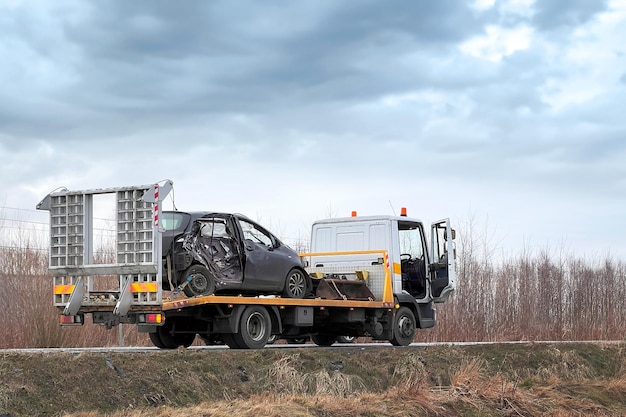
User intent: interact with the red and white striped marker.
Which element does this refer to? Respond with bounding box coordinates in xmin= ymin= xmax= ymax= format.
xmin=153 ymin=184 xmax=159 ymax=227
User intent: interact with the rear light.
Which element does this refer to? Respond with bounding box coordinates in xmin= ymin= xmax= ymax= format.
xmin=145 ymin=313 xmax=164 ymax=324
xmin=60 ymin=314 xmax=84 ymax=326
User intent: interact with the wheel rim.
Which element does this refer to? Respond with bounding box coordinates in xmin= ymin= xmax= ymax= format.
xmin=246 ymin=312 xmax=267 ymax=342
xmin=288 ymin=270 xmax=305 ymax=297
xmin=189 ymin=272 xmax=208 ymax=294
xmin=397 ymin=315 xmax=414 ymax=339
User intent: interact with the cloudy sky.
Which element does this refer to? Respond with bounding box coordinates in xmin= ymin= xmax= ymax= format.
xmin=1 ymin=0 xmax=625 ymax=260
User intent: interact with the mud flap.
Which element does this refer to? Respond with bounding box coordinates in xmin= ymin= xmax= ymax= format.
xmin=315 ymin=279 xmax=375 ymax=301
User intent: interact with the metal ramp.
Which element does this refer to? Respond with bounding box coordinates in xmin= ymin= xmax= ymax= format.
xmin=37 ymin=181 xmax=173 ymax=317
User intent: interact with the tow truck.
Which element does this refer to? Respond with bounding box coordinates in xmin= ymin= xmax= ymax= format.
xmin=37 ymin=181 xmax=456 ymax=349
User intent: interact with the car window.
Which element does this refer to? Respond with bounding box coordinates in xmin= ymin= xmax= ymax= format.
xmin=198 ymin=219 xmax=230 ymax=238
xmin=162 ymin=212 xmax=190 ymax=232
xmin=239 ymin=219 xmax=273 ymax=247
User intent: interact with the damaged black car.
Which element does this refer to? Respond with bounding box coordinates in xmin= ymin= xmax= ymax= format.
xmin=161 ymin=211 xmax=311 ymax=299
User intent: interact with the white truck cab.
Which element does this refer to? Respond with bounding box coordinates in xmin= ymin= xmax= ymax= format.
xmin=310 ymin=209 xmax=456 ymax=305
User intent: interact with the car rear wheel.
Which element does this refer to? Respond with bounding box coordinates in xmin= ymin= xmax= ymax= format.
xmin=283 ymin=268 xmax=309 ymax=299
xmin=182 ymin=264 xmax=216 ymax=297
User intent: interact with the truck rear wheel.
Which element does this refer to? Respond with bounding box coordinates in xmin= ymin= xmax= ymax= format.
xmin=336 ymin=335 xmax=355 ymax=343
xmin=149 ymin=332 xmax=166 ymax=349
xmin=287 ymin=337 xmax=309 ymax=344
xmin=230 ymin=305 xmax=272 ymax=349
xmin=150 ymin=320 xmax=196 ymax=349
xmin=311 ymin=333 xmax=336 ymax=346
xmin=390 ymin=306 xmax=416 ymax=346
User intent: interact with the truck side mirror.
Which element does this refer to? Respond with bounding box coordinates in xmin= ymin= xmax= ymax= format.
xmin=444 ymin=229 xmax=456 ymax=241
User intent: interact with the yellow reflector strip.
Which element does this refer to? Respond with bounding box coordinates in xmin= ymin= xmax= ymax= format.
xmin=54 ymin=285 xmax=75 ymax=295
xmin=130 ymin=283 xmax=158 ymax=293
xmin=393 ymin=262 xmax=401 ymax=275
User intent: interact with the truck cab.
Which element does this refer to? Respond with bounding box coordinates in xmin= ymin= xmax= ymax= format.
xmin=310 ymin=209 xmax=456 ymax=309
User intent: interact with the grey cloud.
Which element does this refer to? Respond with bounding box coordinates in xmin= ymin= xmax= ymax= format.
xmin=1 ymin=0 xmax=492 ymax=143
xmin=532 ymin=0 xmax=609 ymax=31
xmin=62 ymin=1 xmax=487 ymax=111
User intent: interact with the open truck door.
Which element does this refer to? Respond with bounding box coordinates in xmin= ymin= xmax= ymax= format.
xmin=429 ymin=219 xmax=456 ymax=303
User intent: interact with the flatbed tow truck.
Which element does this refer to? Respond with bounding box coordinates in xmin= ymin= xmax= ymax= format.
xmin=37 ymin=181 xmax=456 ymax=349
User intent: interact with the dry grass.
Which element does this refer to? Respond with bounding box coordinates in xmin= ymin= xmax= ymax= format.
xmin=264 ymin=353 xmax=364 ymax=397
xmin=3 ymin=343 xmax=626 ymax=417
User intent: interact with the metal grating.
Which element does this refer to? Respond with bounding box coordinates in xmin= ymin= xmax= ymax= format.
xmin=39 ymin=181 xmax=172 ymax=315
xmin=306 ymin=264 xmax=386 ymax=300
xmin=116 ymin=189 xmax=153 ymax=264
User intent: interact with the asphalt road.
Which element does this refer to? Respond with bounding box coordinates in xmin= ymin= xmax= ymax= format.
xmin=2 ymin=340 xmax=619 ymax=354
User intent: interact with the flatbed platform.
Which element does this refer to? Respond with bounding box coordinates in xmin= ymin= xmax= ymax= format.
xmin=163 ymin=294 xmax=394 ymax=311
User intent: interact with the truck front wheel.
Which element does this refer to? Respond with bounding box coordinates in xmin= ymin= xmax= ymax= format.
xmin=390 ymin=306 xmax=416 ymax=346
xmin=230 ymin=305 xmax=272 ymax=349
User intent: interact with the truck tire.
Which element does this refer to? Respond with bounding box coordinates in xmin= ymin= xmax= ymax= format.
xmin=283 ymin=268 xmax=309 ymax=299
xmin=311 ymin=333 xmax=336 ymax=346
xmin=182 ymin=264 xmax=216 ymax=297
xmin=152 ymin=320 xmax=196 ymax=349
xmin=221 ymin=334 xmax=241 ymax=349
xmin=230 ymin=305 xmax=272 ymax=349
xmin=336 ymin=335 xmax=355 ymax=343
xmin=390 ymin=306 xmax=416 ymax=346
xmin=149 ymin=332 xmax=166 ymax=349
xmin=287 ymin=337 xmax=309 ymax=344
xmin=199 ymin=333 xmax=224 ymax=345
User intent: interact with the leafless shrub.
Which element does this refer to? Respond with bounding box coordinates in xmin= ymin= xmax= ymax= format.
xmin=3 ymin=212 xmax=626 ymax=347
xmin=416 ymin=213 xmax=626 ymax=343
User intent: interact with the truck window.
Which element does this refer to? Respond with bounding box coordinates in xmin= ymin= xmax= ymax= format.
xmin=398 ymin=223 xmax=424 ymax=260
